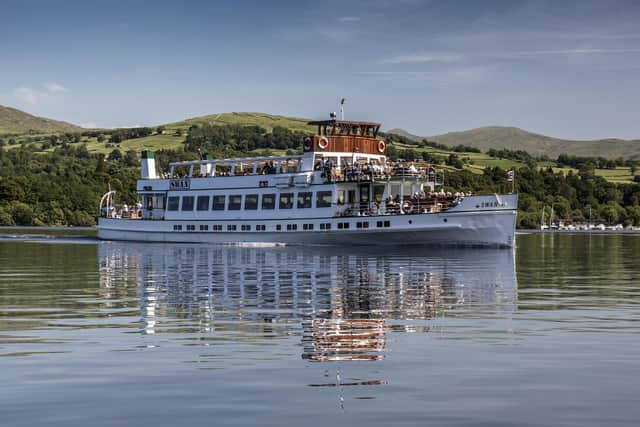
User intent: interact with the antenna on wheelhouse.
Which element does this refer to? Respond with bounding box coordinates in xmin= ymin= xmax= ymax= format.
xmin=340 ymin=98 xmax=345 ymax=120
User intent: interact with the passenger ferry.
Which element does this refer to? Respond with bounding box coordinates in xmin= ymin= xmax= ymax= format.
xmin=97 ymin=118 xmax=517 ymax=246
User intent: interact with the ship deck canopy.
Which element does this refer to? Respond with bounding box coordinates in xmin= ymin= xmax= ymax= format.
xmin=167 ymin=154 xmax=308 ymax=177
xmin=168 ymin=154 xmax=304 ymax=169
xmin=307 ymin=120 xmax=381 ymax=138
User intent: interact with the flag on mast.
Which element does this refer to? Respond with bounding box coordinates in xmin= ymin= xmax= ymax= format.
xmin=507 ymin=170 xmax=514 ymax=182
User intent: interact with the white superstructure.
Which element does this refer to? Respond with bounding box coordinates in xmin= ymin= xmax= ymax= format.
xmin=98 ymin=119 xmax=517 ymax=247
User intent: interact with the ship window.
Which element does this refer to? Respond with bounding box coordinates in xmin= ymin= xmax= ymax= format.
xmin=279 ymin=193 xmax=294 ymax=209
xmin=262 ymin=194 xmax=276 ymax=210
xmin=377 ymin=221 xmax=383 ymax=228
xmin=212 ymin=225 xmax=222 ymax=231
xmin=241 ymin=224 xmax=251 ymax=231
xmin=173 ymin=224 xmax=182 ymax=231
xmin=181 ymin=196 xmax=194 ymax=211
xmin=303 ymin=223 xmax=314 ymax=230
xmin=316 ymin=191 xmax=332 ymax=208
xmin=228 ymin=195 xmax=242 ymax=210
xmin=186 ymin=224 xmax=196 ymax=231
xmin=212 ymin=195 xmax=226 ymax=210
xmin=255 ymin=224 xmax=266 ymax=231
xmin=384 ymin=221 xmax=390 ymax=227
xmin=197 ymin=195 xmax=210 ymax=211
xmin=200 ymin=224 xmax=208 ymax=231
xmin=297 ymin=192 xmax=312 ymax=209
xmin=337 ymin=190 xmax=346 ymax=205
xmin=286 ymin=224 xmax=297 ymax=231
xmin=325 ymin=223 xmax=331 ymax=230
xmin=168 ymin=196 xmax=180 ymax=211
xmin=245 ymin=194 xmax=258 ymax=210
xmin=227 ymin=224 xmax=237 ymax=231
xmin=154 ymin=195 xmax=165 ymax=210
xmin=276 ymin=224 xmax=282 ymax=231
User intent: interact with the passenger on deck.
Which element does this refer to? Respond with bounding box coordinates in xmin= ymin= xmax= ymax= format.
xmin=267 ymin=161 xmax=277 ymax=174
xmin=352 ymin=163 xmax=361 ymax=179
xmin=324 ymin=159 xmax=334 ymax=182
xmin=344 ymin=163 xmax=353 ymax=180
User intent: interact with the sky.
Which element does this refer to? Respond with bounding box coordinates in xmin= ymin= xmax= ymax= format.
xmin=1 ymin=0 xmax=639 ymax=139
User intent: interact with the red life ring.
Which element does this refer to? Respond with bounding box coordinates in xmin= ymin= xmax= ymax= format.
xmin=303 ymin=137 xmax=312 ymax=151
xmin=402 ymin=200 xmax=413 ymax=214
xmin=377 ymin=140 xmax=386 ymax=153
xmin=318 ymin=136 xmax=329 ymax=150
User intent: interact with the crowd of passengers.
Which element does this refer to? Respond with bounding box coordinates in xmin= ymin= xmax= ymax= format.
xmin=163 ymin=160 xmax=437 ymax=181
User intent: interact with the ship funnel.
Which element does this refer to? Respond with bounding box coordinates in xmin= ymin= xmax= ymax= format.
xmin=141 ymin=150 xmax=157 ymax=179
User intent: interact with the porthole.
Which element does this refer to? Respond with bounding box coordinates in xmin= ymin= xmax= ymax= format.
xmin=443 ymin=218 xmax=448 ymax=223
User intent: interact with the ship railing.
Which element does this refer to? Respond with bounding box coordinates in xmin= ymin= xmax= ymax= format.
xmin=322 ymin=168 xmax=438 ymax=184
xmin=100 ymin=205 xmax=142 ymax=219
xmin=336 ymin=198 xmax=459 ymax=217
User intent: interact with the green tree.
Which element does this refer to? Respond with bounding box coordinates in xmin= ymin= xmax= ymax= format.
xmin=8 ymin=202 xmax=34 ymax=226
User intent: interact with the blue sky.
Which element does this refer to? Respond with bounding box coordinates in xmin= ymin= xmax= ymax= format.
xmin=1 ymin=0 xmax=639 ymax=139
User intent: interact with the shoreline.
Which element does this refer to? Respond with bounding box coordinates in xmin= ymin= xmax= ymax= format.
xmin=518 ymin=229 xmax=640 ymax=235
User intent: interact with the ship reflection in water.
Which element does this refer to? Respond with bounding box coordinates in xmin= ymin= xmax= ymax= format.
xmin=99 ymin=243 xmax=517 ymax=363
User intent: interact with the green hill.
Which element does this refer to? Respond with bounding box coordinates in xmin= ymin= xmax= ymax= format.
xmin=388 ymin=126 xmax=640 ymax=160
xmin=0 ymin=105 xmax=81 ymax=134
xmin=167 ymin=112 xmax=315 ymax=133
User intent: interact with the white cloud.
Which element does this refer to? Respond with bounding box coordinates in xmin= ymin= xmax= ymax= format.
xmin=382 ymin=53 xmax=463 ymax=64
xmin=356 ymin=67 xmax=489 ymax=84
xmin=45 ymin=82 xmax=68 ymax=93
xmin=79 ymin=122 xmax=97 ymax=129
xmin=512 ymin=48 xmax=640 ymax=56
xmin=13 ymin=82 xmax=69 ymax=105
xmin=14 ymin=87 xmax=46 ymax=105
xmin=338 ymin=16 xmax=360 ymax=22
xmin=381 ymin=47 xmax=640 ymax=66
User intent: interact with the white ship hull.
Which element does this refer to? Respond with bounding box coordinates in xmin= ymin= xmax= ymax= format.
xmin=98 ymin=199 xmax=517 ymax=247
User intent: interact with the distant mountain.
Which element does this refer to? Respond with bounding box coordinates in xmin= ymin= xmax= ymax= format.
xmin=387 ymin=126 xmax=640 ymax=160
xmin=0 ymin=105 xmax=82 ymax=134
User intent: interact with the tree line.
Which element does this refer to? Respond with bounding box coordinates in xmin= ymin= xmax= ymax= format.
xmin=2 ymin=123 xmax=640 ymax=228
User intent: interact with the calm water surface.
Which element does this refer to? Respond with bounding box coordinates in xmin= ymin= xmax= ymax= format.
xmin=1 ymin=232 xmax=639 ymax=426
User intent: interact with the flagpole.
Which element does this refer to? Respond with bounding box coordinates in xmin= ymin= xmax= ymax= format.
xmin=511 ymin=171 xmax=515 ymax=194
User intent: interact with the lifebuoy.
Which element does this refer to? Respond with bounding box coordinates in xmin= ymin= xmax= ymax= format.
xmin=303 ymin=137 xmax=312 ymax=151
xmin=318 ymin=136 xmax=329 ymax=150
xmin=402 ymin=200 xmax=413 ymax=214
xmin=377 ymin=140 xmax=386 ymax=153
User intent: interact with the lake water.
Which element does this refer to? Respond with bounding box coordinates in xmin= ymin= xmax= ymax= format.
xmin=1 ymin=232 xmax=639 ymax=426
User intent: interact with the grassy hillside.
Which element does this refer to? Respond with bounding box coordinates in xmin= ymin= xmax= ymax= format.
xmin=389 ymin=126 xmax=640 ymax=160
xmin=168 ymin=112 xmax=315 ymax=133
xmin=0 ymin=105 xmax=82 ymax=134
xmin=0 ymin=106 xmax=636 ymax=184
xmin=76 ymin=112 xmax=315 ymax=155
